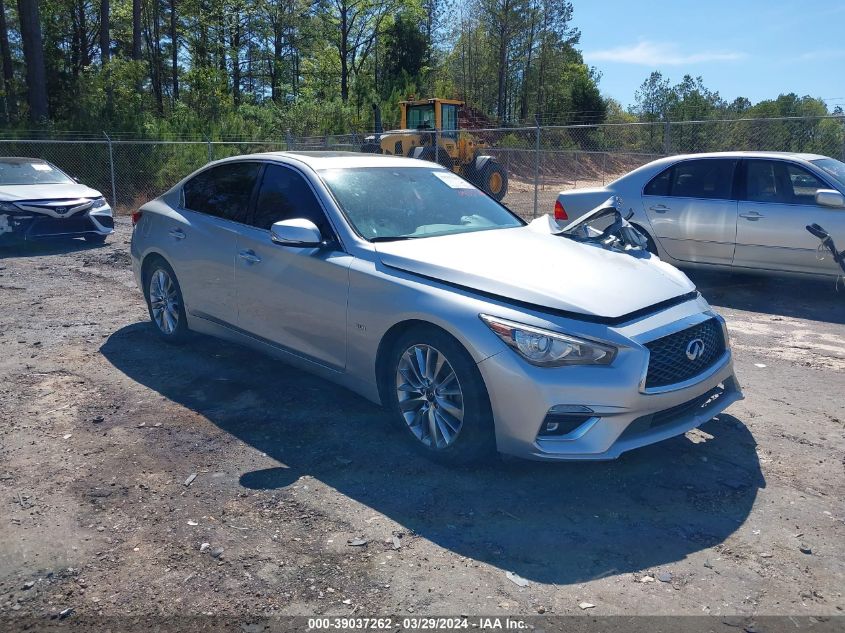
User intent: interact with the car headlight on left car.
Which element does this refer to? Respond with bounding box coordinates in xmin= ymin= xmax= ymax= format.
xmin=0 ymin=201 xmax=18 ymax=213
xmin=480 ymin=314 xmax=617 ymax=366
xmin=91 ymin=196 xmax=109 ymax=209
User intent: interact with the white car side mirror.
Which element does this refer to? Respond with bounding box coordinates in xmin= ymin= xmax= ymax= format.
xmin=815 ymin=189 xmax=845 ymax=208
xmin=270 ymin=218 xmax=323 ymax=247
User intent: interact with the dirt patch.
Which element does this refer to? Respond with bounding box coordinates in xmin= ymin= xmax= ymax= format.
xmin=0 ymin=222 xmax=843 ymax=621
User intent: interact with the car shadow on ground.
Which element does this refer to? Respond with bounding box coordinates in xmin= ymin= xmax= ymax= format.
xmin=0 ymin=237 xmax=106 ymax=258
xmin=102 ymin=323 xmax=764 ymax=585
xmin=688 ymin=269 xmax=845 ymax=324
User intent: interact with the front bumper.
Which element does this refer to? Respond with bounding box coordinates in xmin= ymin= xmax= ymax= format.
xmin=0 ymin=207 xmax=114 ymax=241
xmin=478 ymin=307 xmax=743 ymax=461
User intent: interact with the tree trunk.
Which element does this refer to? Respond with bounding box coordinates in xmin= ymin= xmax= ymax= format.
xmin=218 ymin=10 xmax=226 ymax=73
xmin=519 ymin=5 xmax=536 ymax=122
xmin=145 ymin=0 xmax=163 ymax=113
xmin=170 ymin=0 xmax=178 ymax=100
xmin=17 ymin=0 xmax=48 ymax=121
xmin=0 ymin=0 xmax=15 ymax=121
xmin=132 ymin=0 xmax=142 ymax=60
xmin=339 ymin=4 xmax=348 ymax=102
xmin=79 ymin=0 xmax=90 ymax=68
xmin=496 ymin=29 xmax=507 ymax=122
xmin=100 ymin=0 xmax=110 ymax=63
xmin=230 ymin=18 xmax=240 ymax=106
xmin=271 ymin=18 xmax=282 ymax=103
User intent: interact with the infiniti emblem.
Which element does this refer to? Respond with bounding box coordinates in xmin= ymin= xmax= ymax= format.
xmin=686 ymin=338 xmax=705 ymax=361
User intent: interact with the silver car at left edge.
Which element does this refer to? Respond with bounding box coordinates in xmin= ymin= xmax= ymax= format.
xmin=0 ymin=157 xmax=114 ymax=242
xmin=130 ymin=151 xmax=743 ymax=463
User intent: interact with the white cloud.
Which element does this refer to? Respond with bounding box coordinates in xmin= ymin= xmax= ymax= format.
xmin=584 ymin=41 xmax=746 ymax=66
xmin=798 ymin=49 xmax=845 ymax=61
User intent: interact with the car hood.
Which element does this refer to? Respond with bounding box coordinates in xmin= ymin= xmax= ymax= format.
xmin=0 ymin=183 xmax=102 ymax=201
xmin=374 ymin=225 xmax=696 ymax=320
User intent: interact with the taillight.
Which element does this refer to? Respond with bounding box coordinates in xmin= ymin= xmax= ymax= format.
xmin=554 ymin=199 xmax=568 ymax=221
xmin=131 ymin=211 xmax=143 ymax=226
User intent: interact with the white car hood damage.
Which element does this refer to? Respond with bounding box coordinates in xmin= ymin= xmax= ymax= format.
xmin=375 ymin=222 xmax=696 ymax=320
xmin=0 ymin=183 xmax=101 ymax=201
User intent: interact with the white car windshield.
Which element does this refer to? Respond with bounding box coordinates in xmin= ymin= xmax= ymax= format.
xmin=319 ymin=166 xmax=523 ymax=241
xmin=0 ymin=159 xmax=74 ymax=185
xmin=811 ymin=158 xmax=845 ymax=189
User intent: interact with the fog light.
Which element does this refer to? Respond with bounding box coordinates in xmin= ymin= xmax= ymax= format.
xmin=538 ymin=405 xmax=595 ymax=439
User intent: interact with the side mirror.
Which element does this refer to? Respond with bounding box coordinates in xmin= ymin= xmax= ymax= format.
xmin=815 ymin=189 xmax=845 ymax=208
xmin=270 ymin=218 xmax=323 ymax=247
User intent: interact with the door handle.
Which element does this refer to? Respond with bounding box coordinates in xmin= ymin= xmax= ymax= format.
xmin=238 ymin=249 xmax=262 ymax=264
xmin=739 ymin=212 xmax=764 ymax=221
xmin=168 ymin=228 xmax=186 ymax=240
xmin=649 ymin=205 xmax=669 ymax=213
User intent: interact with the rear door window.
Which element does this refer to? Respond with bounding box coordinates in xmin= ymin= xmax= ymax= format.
xmin=668 ymin=159 xmax=736 ymax=200
xmin=183 ymin=162 xmax=261 ymax=223
xmin=745 ymin=161 xmax=789 ymax=204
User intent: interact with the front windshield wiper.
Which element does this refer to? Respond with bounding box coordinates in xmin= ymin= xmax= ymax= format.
xmin=369 ymin=235 xmax=420 ymax=242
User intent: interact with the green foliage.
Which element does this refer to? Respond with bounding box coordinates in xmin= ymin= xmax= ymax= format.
xmin=0 ymin=0 xmax=839 ymax=164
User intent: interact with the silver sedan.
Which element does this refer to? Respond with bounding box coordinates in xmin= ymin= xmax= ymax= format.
xmin=130 ymin=152 xmax=742 ymax=462
xmin=556 ymin=152 xmax=845 ymax=278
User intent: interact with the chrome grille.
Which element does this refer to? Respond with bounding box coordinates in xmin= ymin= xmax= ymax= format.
xmin=644 ymin=318 xmax=725 ymax=389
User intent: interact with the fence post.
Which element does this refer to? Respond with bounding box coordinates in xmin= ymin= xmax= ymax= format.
xmin=663 ymin=120 xmax=672 ymax=155
xmin=573 ymin=152 xmax=579 ymax=189
xmin=533 ymin=116 xmax=540 ymax=218
xmin=286 ymin=129 xmax=293 ymax=151
xmin=103 ymin=131 xmax=117 ymax=209
xmin=204 ymin=134 xmax=212 ymax=162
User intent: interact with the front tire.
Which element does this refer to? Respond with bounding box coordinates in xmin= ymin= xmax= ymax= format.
xmin=387 ymin=326 xmax=495 ymax=464
xmin=143 ymin=258 xmax=189 ymax=344
xmin=469 ymin=160 xmax=508 ymax=201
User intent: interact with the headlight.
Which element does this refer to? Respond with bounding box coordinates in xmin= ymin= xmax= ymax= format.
xmin=0 ymin=201 xmax=18 ymax=212
xmin=91 ymin=196 xmax=108 ymax=208
xmin=480 ymin=315 xmax=617 ymax=366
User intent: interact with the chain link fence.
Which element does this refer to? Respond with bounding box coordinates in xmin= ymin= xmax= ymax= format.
xmin=1 ymin=116 xmax=843 ymax=219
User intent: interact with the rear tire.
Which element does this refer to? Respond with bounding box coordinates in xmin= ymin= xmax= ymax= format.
xmin=386 ymin=326 xmax=495 ymax=464
xmin=143 ymin=257 xmax=189 ymax=344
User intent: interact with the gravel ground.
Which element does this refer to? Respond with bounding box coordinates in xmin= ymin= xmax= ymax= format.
xmin=0 ymin=219 xmax=843 ymax=622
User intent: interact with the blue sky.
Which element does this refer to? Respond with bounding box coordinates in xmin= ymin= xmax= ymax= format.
xmin=576 ymin=1 xmax=845 ymax=111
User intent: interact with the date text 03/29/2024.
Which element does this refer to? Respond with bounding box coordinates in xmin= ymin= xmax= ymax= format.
xmin=307 ymin=617 xmax=529 ymax=630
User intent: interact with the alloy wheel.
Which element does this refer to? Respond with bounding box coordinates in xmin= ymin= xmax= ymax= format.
xmin=149 ymin=268 xmax=180 ymax=335
xmin=396 ymin=344 xmax=465 ymax=449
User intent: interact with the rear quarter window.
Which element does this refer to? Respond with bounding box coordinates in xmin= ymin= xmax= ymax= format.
xmin=644 ymin=167 xmax=672 ymax=196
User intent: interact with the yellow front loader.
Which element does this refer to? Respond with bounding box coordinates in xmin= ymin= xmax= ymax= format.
xmin=362 ymin=98 xmax=508 ymax=201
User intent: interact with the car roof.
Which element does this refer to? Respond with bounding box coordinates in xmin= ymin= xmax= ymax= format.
xmin=649 ymin=151 xmax=829 ymax=166
xmin=214 ymin=150 xmax=437 ymax=170
xmin=0 ymin=156 xmax=50 ymax=163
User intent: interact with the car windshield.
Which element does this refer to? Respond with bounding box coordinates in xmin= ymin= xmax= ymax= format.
xmin=0 ymin=159 xmax=73 ymax=185
xmin=319 ymin=166 xmax=524 ymax=241
xmin=811 ymin=158 xmax=845 ymax=189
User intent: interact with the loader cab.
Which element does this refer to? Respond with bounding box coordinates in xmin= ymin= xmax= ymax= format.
xmin=400 ymin=98 xmax=462 ymax=139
